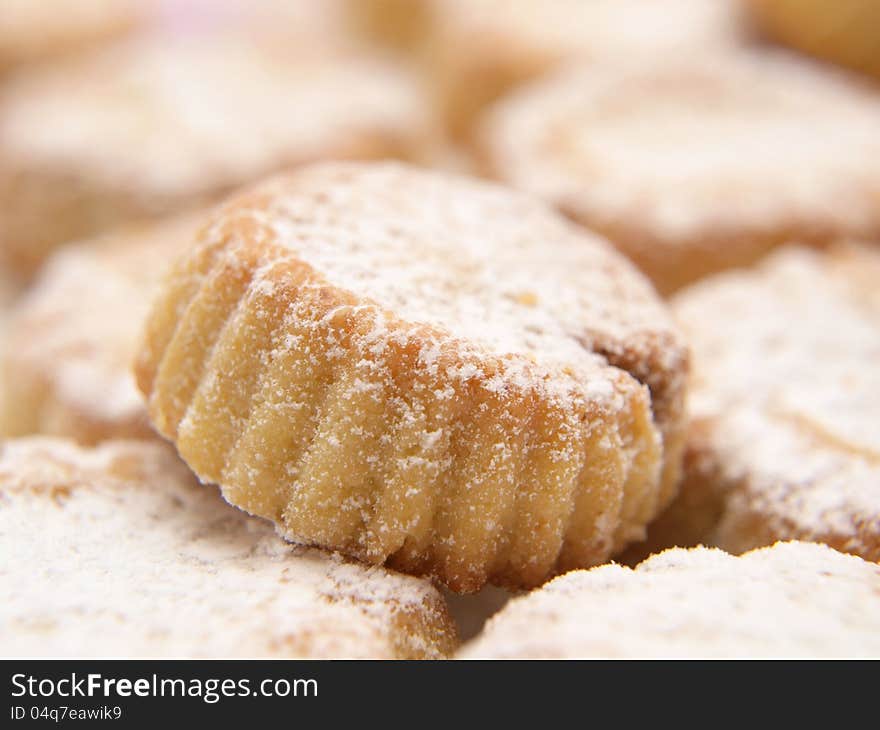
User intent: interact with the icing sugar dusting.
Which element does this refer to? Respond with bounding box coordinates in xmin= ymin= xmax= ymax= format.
xmin=138 ymin=162 xmax=688 ymax=590
xmin=1 ymin=218 xmax=198 ymax=440
xmin=0 ymin=437 xmax=455 ymax=658
xmin=484 ymin=52 xmax=880 ymax=245
xmin=255 ymin=162 xmax=679 ymax=407
xmin=0 ymin=36 xmax=432 ymax=199
xmin=434 ymin=0 xmax=742 ymax=60
xmin=461 ymin=542 xmax=880 ymax=658
xmin=673 ymin=244 xmax=880 ymax=558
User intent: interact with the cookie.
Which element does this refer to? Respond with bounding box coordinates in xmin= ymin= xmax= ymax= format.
xmin=152 ymin=0 xmax=360 ymax=53
xmin=461 ymin=542 xmax=880 ymax=658
xmin=0 ymin=271 xmax=20 ymax=310
xmin=135 ymin=161 xmax=689 ymax=593
xmin=348 ymin=0 xmax=432 ymax=50
xmin=0 ymin=35 xmax=434 ymax=277
xmin=0 ymin=216 xmax=202 ymax=445
xmin=0 ymin=436 xmax=457 ymax=658
xmin=423 ymin=0 xmax=744 ymax=138
xmin=616 ymin=419 xmax=729 ymax=564
xmin=479 ymin=52 xmax=880 ymax=293
xmin=746 ymin=0 xmax=880 ymax=81
xmin=638 ymin=244 xmax=880 ymax=562
xmin=0 ymin=0 xmax=138 ymax=75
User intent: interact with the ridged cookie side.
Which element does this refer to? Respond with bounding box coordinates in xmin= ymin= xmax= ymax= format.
xmin=136 ymin=210 xmax=664 ymax=592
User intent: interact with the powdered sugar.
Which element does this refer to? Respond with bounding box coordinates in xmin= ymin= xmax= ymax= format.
xmin=0 ymin=436 xmax=456 ymax=658
xmin=485 ymin=52 xmax=880 ymax=245
xmin=673 ymin=244 xmax=880 ymax=559
xmin=461 ymin=542 xmax=880 ymax=657
xmin=0 ymin=35 xmax=433 ymax=202
xmin=1 ymin=217 xmax=199 ymax=442
xmin=259 ymin=162 xmax=681 ymax=408
xmin=138 ymin=162 xmax=688 ymax=591
xmin=481 ymin=51 xmax=880 ymax=291
xmin=432 ymin=0 xmax=743 ymax=61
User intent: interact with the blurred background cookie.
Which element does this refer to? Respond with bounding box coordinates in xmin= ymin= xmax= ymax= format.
xmin=745 ymin=0 xmax=880 ymax=81
xmin=461 ymin=542 xmax=880 ymax=658
xmin=418 ymin=0 xmax=746 ymax=139
xmin=0 ymin=33 xmax=435 ymax=278
xmin=630 ymin=244 xmax=880 ymax=562
xmin=0 ymin=216 xmax=201 ymax=445
xmin=135 ymin=161 xmax=689 ymax=593
xmin=479 ymin=52 xmax=880 ymax=294
xmin=0 ymin=0 xmax=140 ymax=76
xmin=348 ymin=0 xmax=432 ymax=51
xmin=0 ymin=436 xmax=457 ymax=658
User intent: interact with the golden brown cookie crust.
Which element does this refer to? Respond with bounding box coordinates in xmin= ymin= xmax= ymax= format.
xmin=479 ymin=52 xmax=880 ymax=294
xmin=615 ymin=418 xmax=727 ymax=564
xmin=136 ymin=161 xmax=688 ymax=592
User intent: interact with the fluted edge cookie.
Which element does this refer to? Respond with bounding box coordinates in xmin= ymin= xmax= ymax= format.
xmin=460 ymin=542 xmax=880 ymax=658
xmin=0 ymin=436 xmax=457 ymax=658
xmin=135 ymin=161 xmax=689 ymax=592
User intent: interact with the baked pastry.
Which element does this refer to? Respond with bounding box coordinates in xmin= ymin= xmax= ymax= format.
xmin=0 ymin=436 xmax=457 ymax=658
xmin=152 ymin=0 xmax=360 ymax=53
xmin=348 ymin=0 xmax=431 ymax=50
xmin=0 ymin=0 xmax=138 ymax=75
xmin=0 ymin=216 xmax=201 ymax=445
xmin=0 ymin=35 xmax=434 ymax=277
xmin=136 ymin=161 xmax=689 ymax=593
xmin=479 ymin=52 xmax=880 ymax=293
xmin=630 ymin=244 xmax=880 ymax=562
xmin=422 ymin=0 xmax=744 ymax=138
xmin=461 ymin=542 xmax=880 ymax=658
xmin=746 ymin=0 xmax=880 ymax=81
xmin=616 ymin=421 xmax=728 ymax=564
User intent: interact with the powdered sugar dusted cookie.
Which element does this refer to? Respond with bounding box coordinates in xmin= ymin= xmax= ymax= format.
xmin=423 ymin=0 xmax=744 ymax=138
xmin=0 ymin=0 xmax=138 ymax=75
xmin=0 ymin=437 xmax=457 ymax=658
xmin=0 ymin=217 xmax=201 ymax=444
xmin=479 ymin=52 xmax=880 ymax=293
xmin=657 ymin=244 xmax=880 ymax=562
xmin=746 ymin=0 xmax=880 ymax=81
xmin=0 ymin=35 xmax=434 ymax=277
xmin=461 ymin=542 xmax=880 ymax=658
xmin=135 ymin=161 xmax=689 ymax=593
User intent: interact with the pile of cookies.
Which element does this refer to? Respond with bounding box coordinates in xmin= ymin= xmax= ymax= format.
xmin=1 ymin=0 xmax=878 ymax=658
